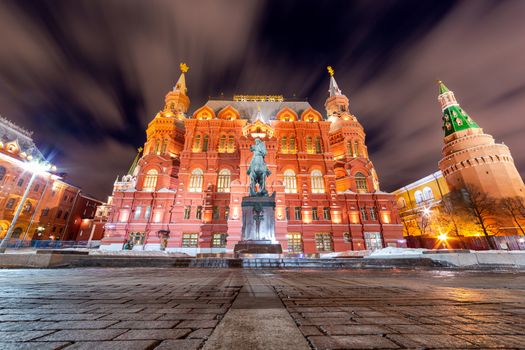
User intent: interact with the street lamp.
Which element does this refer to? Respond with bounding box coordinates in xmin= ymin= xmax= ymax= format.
xmin=0 ymin=160 xmax=54 ymax=253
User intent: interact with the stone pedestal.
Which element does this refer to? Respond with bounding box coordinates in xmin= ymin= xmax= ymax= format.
xmin=234 ymin=195 xmax=282 ymax=256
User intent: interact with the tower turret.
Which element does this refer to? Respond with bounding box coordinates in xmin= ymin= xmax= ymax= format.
xmin=163 ymin=63 xmax=191 ymax=117
xmin=438 ymin=81 xmax=480 ymax=137
xmin=438 ymin=81 xmax=525 ymax=199
xmin=324 ymin=66 xmax=350 ymax=118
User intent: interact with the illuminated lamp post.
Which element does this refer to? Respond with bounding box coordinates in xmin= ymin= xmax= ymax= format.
xmin=0 ymin=160 xmax=54 ymax=253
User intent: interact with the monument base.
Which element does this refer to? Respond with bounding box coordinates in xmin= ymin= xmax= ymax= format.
xmin=234 ymin=240 xmax=283 ymax=257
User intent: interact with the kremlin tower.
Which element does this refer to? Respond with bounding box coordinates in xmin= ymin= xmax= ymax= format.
xmin=437 ymin=81 xmax=525 ymax=199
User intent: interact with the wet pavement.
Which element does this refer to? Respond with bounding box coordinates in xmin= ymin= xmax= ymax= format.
xmin=0 ymin=268 xmax=524 ymax=349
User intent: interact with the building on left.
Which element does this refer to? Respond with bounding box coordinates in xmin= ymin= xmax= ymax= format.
xmin=0 ymin=116 xmax=103 ymax=243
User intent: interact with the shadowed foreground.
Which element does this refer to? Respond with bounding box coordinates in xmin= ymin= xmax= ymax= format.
xmin=0 ymin=268 xmax=524 ymax=349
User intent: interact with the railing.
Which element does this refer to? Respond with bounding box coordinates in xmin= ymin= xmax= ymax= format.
xmin=3 ymin=240 xmax=101 ymax=249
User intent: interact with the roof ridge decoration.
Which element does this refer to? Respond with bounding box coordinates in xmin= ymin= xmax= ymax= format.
xmin=327 ymin=66 xmax=342 ymax=97
xmin=0 ymin=115 xmax=34 ymax=138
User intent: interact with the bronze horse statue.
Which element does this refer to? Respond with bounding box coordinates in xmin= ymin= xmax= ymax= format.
xmin=247 ymin=138 xmax=271 ymax=197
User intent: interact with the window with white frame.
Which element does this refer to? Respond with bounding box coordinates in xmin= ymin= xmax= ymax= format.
xmin=143 ymin=169 xmax=158 ymax=192
xmin=217 ymin=169 xmax=231 ymax=193
xmin=284 ymin=169 xmax=297 ymax=193
xmin=189 ymin=168 xmax=203 ymax=192
xmin=422 ymin=187 xmax=434 ymax=201
xmin=414 ymin=190 xmax=424 ymax=204
xmin=355 ymin=172 xmax=368 ymax=192
xmin=311 ymin=170 xmax=325 ymax=193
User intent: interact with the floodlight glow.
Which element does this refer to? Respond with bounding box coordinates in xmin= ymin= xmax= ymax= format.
xmin=438 ymin=233 xmax=448 ymax=241
xmin=23 ymin=160 xmax=52 ymax=174
xmin=422 ymin=207 xmax=431 ymax=216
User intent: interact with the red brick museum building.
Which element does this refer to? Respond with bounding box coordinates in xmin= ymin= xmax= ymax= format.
xmin=100 ymin=65 xmax=404 ymax=254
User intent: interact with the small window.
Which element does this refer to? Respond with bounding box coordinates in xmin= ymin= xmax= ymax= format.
xmin=360 ymin=207 xmax=367 ymax=221
xmin=183 ymin=206 xmax=191 ymax=220
xmin=144 ymin=206 xmax=151 ymax=219
xmin=0 ymin=166 xmax=6 ymax=181
xmin=311 ymin=170 xmax=325 ymax=193
xmin=17 ymin=178 xmax=24 ymax=187
xmin=23 ymin=201 xmax=32 ymax=213
xmin=182 ymin=233 xmax=198 ymax=247
xmin=56 ymin=210 xmax=63 ymax=219
xmin=323 ymin=207 xmax=331 ymax=220
xmin=212 ymin=233 xmax=227 ymax=248
xmin=202 ymin=135 xmax=209 ymax=152
xmin=224 ymin=208 xmax=230 ymax=220
xmin=369 ymin=207 xmax=377 ymax=221
xmin=414 ymin=190 xmax=424 ymax=204
xmin=195 ymin=206 xmax=203 ymax=220
xmin=143 ymin=169 xmax=158 ymax=192
xmin=6 ymin=198 xmax=16 ymax=209
xmin=34 ymin=183 xmax=40 ymax=192
xmin=294 ymin=207 xmax=302 ymax=220
xmin=343 ymin=232 xmax=351 ymax=243
xmin=42 ymin=207 xmax=50 ymax=216
xmin=355 ymin=172 xmax=368 ymax=192
xmin=422 ymin=187 xmax=434 ymax=201
xmin=312 ymin=207 xmax=319 ymax=221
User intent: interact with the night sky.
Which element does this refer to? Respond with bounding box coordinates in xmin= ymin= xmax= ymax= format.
xmin=1 ymin=0 xmax=524 ymax=200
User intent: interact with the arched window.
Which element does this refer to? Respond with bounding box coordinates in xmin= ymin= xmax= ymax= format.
xmin=355 ymin=172 xmax=368 ymax=192
xmin=306 ymin=136 xmax=313 ymax=154
xmin=202 ymin=135 xmax=209 ymax=152
xmin=414 ymin=190 xmax=424 ymax=204
xmin=281 ymin=136 xmax=288 ymax=153
xmin=23 ymin=201 xmax=32 ymax=213
xmin=346 ymin=141 xmax=354 ymax=157
xmin=284 ymin=170 xmax=297 ymax=193
xmin=354 ymin=140 xmax=360 ymax=157
xmin=423 ymin=187 xmax=434 ymax=201
xmin=217 ymin=169 xmax=231 ymax=193
xmin=311 ymin=170 xmax=325 ymax=193
xmin=56 ymin=210 xmax=63 ymax=219
xmin=143 ymin=169 xmax=158 ymax=192
xmin=315 ymin=137 xmax=322 ymax=154
xmin=227 ymin=136 xmax=235 ymax=153
xmin=161 ymin=139 xmax=168 ymax=154
xmin=397 ymin=197 xmax=406 ymax=209
xmin=192 ymin=135 xmax=201 ymax=152
xmin=189 ymin=168 xmax=204 ymax=192
xmin=219 ymin=135 xmax=227 ymax=153
xmin=289 ymin=136 xmax=296 ymax=153
xmin=154 ymin=139 xmax=160 ymax=153
xmin=12 ymin=227 xmax=23 ymax=239
xmin=0 ymin=166 xmax=6 ymax=181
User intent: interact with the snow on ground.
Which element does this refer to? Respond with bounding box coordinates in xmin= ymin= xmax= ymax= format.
xmin=369 ymin=247 xmax=428 ymax=257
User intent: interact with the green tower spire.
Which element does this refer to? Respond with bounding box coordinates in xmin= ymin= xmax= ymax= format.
xmin=437 ymin=81 xmax=480 ymax=137
xmin=127 ymin=147 xmax=143 ymax=175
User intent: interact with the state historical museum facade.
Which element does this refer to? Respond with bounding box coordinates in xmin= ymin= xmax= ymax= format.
xmin=101 ymin=65 xmax=404 ymax=255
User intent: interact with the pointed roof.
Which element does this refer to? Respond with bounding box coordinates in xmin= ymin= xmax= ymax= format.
xmin=173 ymin=63 xmax=188 ymax=94
xmin=437 ymin=80 xmax=449 ymax=94
xmin=327 ymin=66 xmax=342 ymax=96
xmin=437 ymin=81 xmax=480 ymax=137
xmin=254 ymin=105 xmax=267 ymax=123
xmin=127 ymin=147 xmax=143 ymax=175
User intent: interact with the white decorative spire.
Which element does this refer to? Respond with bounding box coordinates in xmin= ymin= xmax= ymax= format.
xmin=173 ymin=63 xmax=189 ymax=93
xmin=254 ymin=104 xmax=266 ymax=123
xmin=327 ymin=66 xmax=342 ymax=96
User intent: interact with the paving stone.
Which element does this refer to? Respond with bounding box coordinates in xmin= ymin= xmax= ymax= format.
xmin=0 ymin=330 xmax=55 ymax=342
xmin=40 ymin=313 xmax=106 ymax=321
xmin=100 ymin=313 xmax=161 ymax=321
xmin=308 ymin=335 xmax=399 ymax=349
xmin=176 ymin=319 xmax=219 ymax=328
xmin=0 ymin=342 xmax=71 ymax=350
xmin=37 ymin=329 xmax=127 ymax=341
xmin=457 ymin=334 xmax=525 ymax=348
xmin=299 ymin=325 xmax=324 ymax=336
xmin=64 ymin=340 xmax=158 ymax=350
xmin=387 ymin=333 xmax=476 ymax=348
xmin=157 ymin=313 xmax=217 ymax=321
xmin=155 ymin=339 xmax=203 ymax=350
xmin=321 ymin=324 xmax=391 ymax=335
xmin=187 ymin=328 xmax=213 ymax=338
xmin=115 ymin=328 xmax=191 ymax=340
xmin=110 ymin=320 xmax=179 ymax=329
xmin=37 ymin=320 xmax=119 ymax=330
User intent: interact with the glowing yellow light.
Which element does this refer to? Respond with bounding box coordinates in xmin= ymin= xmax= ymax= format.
xmin=327 ymin=66 xmax=334 ymax=76
xmin=422 ymin=207 xmax=431 ymax=216
xmin=438 ymin=233 xmax=448 ymax=241
xmin=180 ymin=63 xmax=189 ymax=73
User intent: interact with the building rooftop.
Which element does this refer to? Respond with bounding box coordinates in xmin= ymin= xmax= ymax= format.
xmin=0 ymin=116 xmax=44 ymax=160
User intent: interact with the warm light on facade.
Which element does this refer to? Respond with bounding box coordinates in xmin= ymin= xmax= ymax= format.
xmin=381 ymin=212 xmax=391 ymax=224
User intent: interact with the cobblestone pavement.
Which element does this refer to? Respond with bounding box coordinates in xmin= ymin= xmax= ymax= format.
xmin=0 ymin=268 xmax=524 ymax=349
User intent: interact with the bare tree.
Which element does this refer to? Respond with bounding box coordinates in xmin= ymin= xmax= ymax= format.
xmin=500 ymin=197 xmax=525 ymax=235
xmin=457 ymin=185 xmax=499 ymax=249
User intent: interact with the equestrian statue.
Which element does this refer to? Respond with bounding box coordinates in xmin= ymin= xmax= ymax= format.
xmin=247 ymin=138 xmax=271 ymax=197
